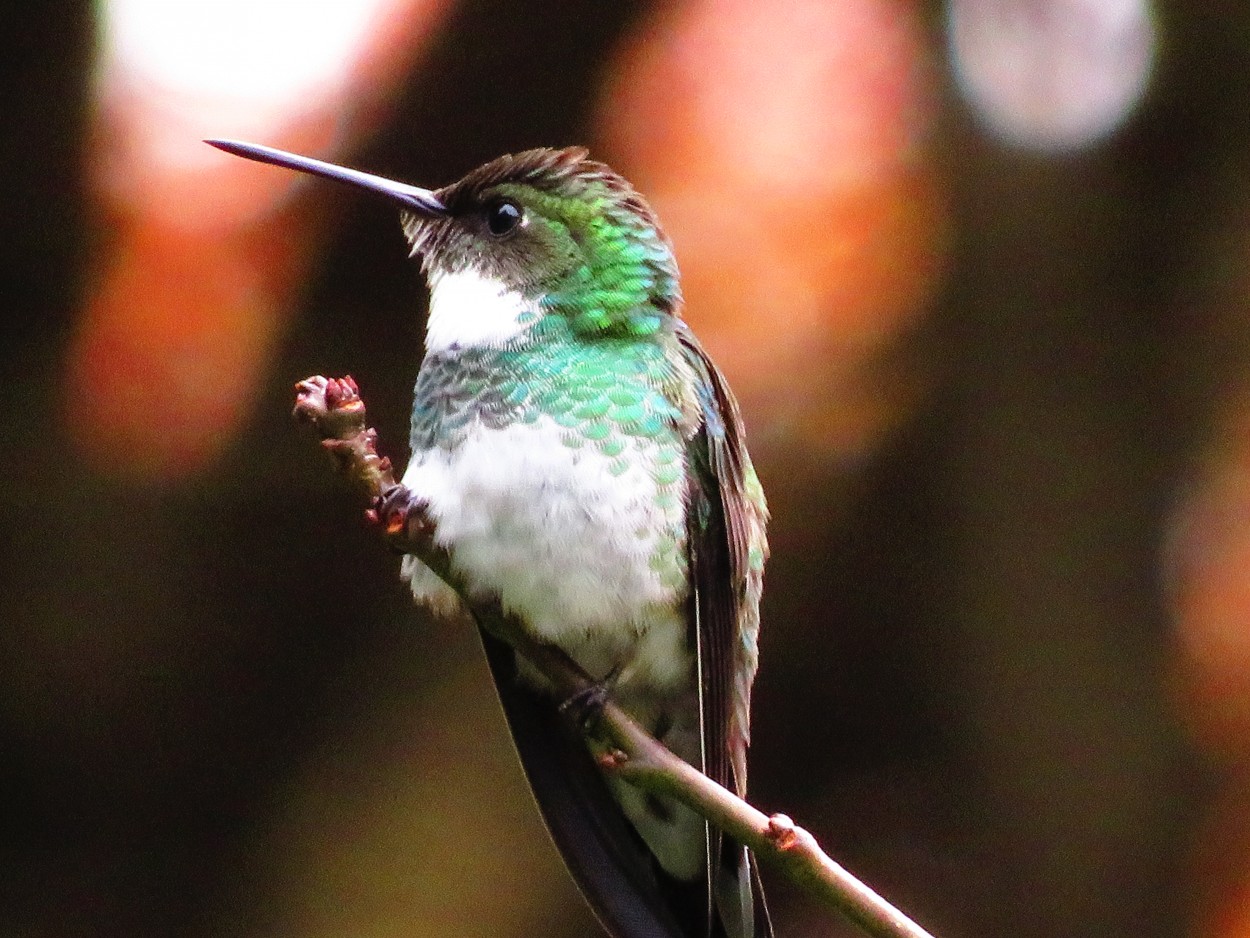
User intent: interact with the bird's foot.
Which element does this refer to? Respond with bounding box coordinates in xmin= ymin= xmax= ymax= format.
xmin=558 ymin=666 xmax=621 ymax=734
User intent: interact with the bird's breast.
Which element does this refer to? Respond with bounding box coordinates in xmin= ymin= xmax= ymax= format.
xmin=401 ymin=415 xmax=691 ymax=688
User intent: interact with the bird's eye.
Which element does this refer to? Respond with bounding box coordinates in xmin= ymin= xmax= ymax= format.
xmin=485 ymin=199 xmax=523 ymax=237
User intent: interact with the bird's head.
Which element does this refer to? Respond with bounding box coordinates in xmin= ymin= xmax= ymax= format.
xmin=207 ymin=140 xmax=681 ymax=352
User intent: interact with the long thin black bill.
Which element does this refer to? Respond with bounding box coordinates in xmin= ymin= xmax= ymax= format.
xmin=205 ymin=139 xmax=447 ymax=216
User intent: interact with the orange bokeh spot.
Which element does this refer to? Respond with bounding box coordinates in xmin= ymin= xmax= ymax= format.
xmin=65 ymin=209 xmax=300 ymax=478
xmin=68 ymin=0 xmax=449 ymax=480
xmin=599 ymin=0 xmax=947 ymax=459
xmin=1171 ymin=403 xmax=1250 ymax=763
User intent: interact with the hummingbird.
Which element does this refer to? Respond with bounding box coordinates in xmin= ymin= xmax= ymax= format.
xmin=207 ymin=138 xmax=771 ymax=938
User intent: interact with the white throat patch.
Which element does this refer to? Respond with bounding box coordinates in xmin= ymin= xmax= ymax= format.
xmin=425 ymin=268 xmax=533 ymax=353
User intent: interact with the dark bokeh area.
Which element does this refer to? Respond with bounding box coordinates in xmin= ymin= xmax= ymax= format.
xmin=3 ymin=2 xmax=1249 ymax=936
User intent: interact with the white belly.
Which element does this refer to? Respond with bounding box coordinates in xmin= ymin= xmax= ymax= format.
xmin=401 ymin=416 xmax=691 ymax=692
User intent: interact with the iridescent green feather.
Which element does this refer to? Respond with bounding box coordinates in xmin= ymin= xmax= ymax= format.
xmin=491 ymin=180 xmax=679 ymax=339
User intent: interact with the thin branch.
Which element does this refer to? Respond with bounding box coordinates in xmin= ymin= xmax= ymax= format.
xmin=292 ymin=374 xmax=938 ymax=938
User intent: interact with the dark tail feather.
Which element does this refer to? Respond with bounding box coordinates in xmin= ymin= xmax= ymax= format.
xmin=714 ymin=839 xmax=773 ymax=938
xmin=479 ymin=629 xmax=773 ymax=938
xmin=479 ymin=629 xmax=689 ymax=938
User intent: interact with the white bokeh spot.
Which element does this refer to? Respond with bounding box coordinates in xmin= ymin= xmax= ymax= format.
xmin=948 ymin=0 xmax=1157 ymax=152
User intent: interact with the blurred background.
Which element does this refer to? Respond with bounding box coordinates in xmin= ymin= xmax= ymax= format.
xmin=1 ymin=0 xmax=1247 ymax=935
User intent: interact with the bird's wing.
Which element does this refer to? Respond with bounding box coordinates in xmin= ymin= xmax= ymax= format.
xmin=676 ymin=322 xmax=771 ymax=938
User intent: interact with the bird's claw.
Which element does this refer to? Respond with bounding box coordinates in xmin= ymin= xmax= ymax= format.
xmin=558 ymin=668 xmax=621 ymax=733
